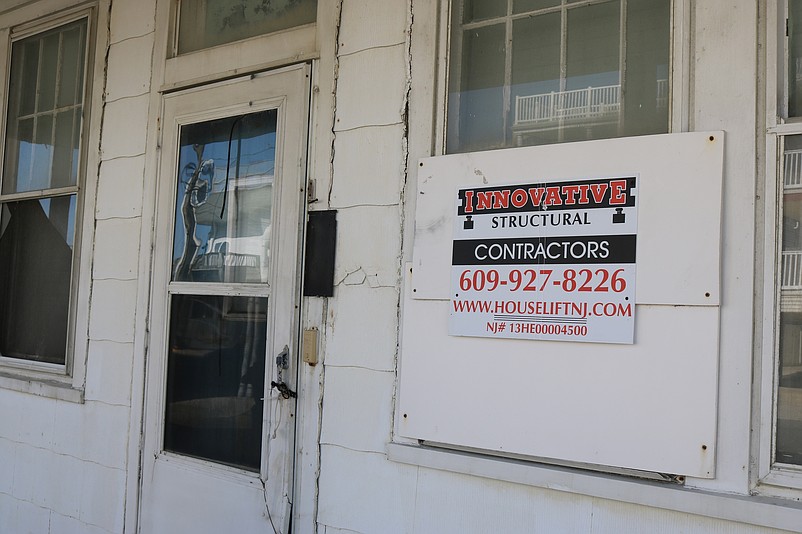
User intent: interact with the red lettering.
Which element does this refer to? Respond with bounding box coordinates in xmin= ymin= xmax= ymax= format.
xmin=477 ymin=191 xmax=493 ymax=210
xmin=492 ymin=190 xmax=510 ymax=209
xmin=543 ymin=186 xmax=563 ymax=206
xmin=609 ymin=179 xmax=627 ymax=205
xmin=528 ymin=187 xmax=546 ymax=206
xmin=576 ymin=184 xmax=590 ymax=204
xmin=589 ymin=183 xmax=608 ymax=204
xmin=463 ymin=190 xmax=474 ymax=213
xmin=561 ymin=185 xmax=581 ymax=205
xmin=510 ymin=188 xmax=528 ymax=208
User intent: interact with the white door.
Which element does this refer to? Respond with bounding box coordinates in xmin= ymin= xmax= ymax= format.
xmin=139 ymin=64 xmax=309 ymax=533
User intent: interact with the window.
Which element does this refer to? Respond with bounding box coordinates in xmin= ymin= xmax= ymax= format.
xmin=176 ymin=0 xmax=318 ymax=55
xmin=446 ymin=0 xmax=670 ymax=153
xmin=767 ymin=0 xmax=802 ymax=485
xmin=0 ymin=17 xmax=88 ymax=367
xmin=778 ymin=136 xmax=802 ymax=467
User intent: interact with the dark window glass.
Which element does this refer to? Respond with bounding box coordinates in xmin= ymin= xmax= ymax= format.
xmin=164 ymin=294 xmax=267 ymax=470
xmin=777 ymin=134 xmax=802 ymax=466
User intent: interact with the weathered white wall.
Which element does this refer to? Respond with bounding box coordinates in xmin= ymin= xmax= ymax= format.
xmin=314 ymin=1 xmax=795 ymax=533
xmin=0 ymin=0 xmax=155 ymax=532
xmin=0 ymin=0 xmax=798 ymax=533
xmin=316 ymin=0 xmax=415 ymax=529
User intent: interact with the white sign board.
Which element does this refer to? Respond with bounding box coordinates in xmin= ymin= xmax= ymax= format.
xmin=449 ymin=177 xmax=638 ymax=344
xmin=399 ymin=132 xmax=725 ymax=478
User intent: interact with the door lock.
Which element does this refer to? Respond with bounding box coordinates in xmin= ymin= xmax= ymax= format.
xmin=271 ymin=345 xmax=296 ymax=399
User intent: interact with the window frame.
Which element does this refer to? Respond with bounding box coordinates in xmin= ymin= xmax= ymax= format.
xmin=755 ymin=0 xmax=802 ymax=498
xmin=439 ymin=0 xmax=691 ymax=154
xmin=0 ymin=2 xmax=105 ymax=401
xmin=155 ymin=0 xmax=320 ymax=92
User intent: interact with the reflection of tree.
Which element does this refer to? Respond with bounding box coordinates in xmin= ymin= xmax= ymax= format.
xmin=175 ymin=144 xmax=213 ymax=280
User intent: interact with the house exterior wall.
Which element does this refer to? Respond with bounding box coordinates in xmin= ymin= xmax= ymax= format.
xmin=0 ymin=0 xmax=799 ymax=533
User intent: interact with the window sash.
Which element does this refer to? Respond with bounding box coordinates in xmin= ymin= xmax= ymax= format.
xmin=0 ymin=15 xmax=90 ymax=370
xmin=446 ymin=0 xmax=671 ymax=153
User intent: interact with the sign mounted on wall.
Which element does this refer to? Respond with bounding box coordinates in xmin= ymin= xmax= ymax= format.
xmin=449 ymin=176 xmax=638 ymax=344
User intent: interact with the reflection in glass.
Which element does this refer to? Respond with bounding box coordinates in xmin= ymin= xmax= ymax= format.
xmin=3 ymin=19 xmax=86 ymax=194
xmin=778 ymin=135 xmax=802 ymax=465
xmin=0 ymin=196 xmax=76 ymax=364
xmin=178 ymin=0 xmax=317 ymax=54
xmin=447 ymin=0 xmax=669 ymax=152
xmin=164 ymin=294 xmax=267 ymax=470
xmin=172 ymin=110 xmax=277 ymax=284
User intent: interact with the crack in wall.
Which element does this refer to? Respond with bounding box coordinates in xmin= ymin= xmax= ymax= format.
xmin=388 ymin=0 xmax=414 ymax=453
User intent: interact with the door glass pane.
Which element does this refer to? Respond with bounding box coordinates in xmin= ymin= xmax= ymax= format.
xmin=177 ymin=0 xmax=318 ymax=54
xmin=778 ymin=135 xmax=802 ymax=465
xmin=164 ymin=294 xmax=267 ymax=470
xmin=172 ymin=110 xmax=277 ymax=284
xmin=0 ymin=195 xmax=76 ymax=364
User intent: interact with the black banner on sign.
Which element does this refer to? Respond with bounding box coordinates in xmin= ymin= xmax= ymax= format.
xmin=457 ymin=176 xmax=636 ymax=216
xmin=452 ymin=234 xmax=637 ymax=266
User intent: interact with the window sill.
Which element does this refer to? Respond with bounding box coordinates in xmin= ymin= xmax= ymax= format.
xmin=386 ymin=442 xmax=802 ymax=532
xmin=0 ymin=369 xmax=84 ymax=403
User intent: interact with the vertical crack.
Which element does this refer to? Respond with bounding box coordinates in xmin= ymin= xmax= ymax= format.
xmin=327 ymin=0 xmax=345 ymax=206
xmin=390 ymin=0 xmax=414 ymax=438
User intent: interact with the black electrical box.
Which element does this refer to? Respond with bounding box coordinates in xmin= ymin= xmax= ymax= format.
xmin=303 ymin=210 xmax=337 ymax=297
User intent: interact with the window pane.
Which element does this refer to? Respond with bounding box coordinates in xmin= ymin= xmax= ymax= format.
xmin=778 ymin=135 xmax=802 ymax=465
xmin=513 ymin=0 xmax=559 ymax=14
xmin=623 ymin=0 xmax=670 ymax=136
xmin=447 ymin=24 xmax=506 ymax=153
xmin=447 ymin=0 xmax=670 ymax=152
xmin=164 ymin=294 xmax=267 ymax=470
xmin=57 ymin=23 xmax=87 ymax=108
xmin=511 ymin=13 xmax=561 ymax=146
xmin=561 ymin=1 xmax=620 ymax=143
xmin=0 ymin=196 xmax=76 ymax=365
xmin=177 ymin=0 xmax=317 ymax=54
xmin=172 ymin=110 xmax=277 ymax=284
xmin=463 ymin=0 xmax=506 ymax=23
xmin=52 ymin=109 xmax=79 ymax=189
xmin=790 ymin=0 xmax=802 ymax=117
xmin=3 ymin=19 xmax=87 ymax=194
